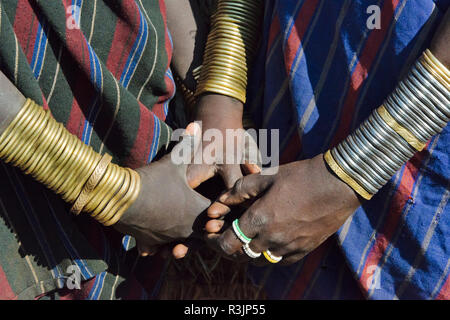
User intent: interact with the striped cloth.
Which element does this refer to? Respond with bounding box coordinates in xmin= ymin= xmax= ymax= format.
xmin=0 ymin=0 xmax=175 ymax=299
xmin=247 ymin=0 xmax=449 ymax=299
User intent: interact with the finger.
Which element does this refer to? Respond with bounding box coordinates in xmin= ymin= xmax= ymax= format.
xmin=205 ymin=233 xmax=250 ymax=262
xmin=245 ymin=237 xmax=268 ymax=257
xmin=242 ymin=163 xmax=261 ymax=175
xmin=186 ymin=163 xmax=216 ymax=189
xmin=170 ymin=122 xmax=202 ymax=170
xmin=207 ymin=202 xmax=230 ymax=218
xmin=217 ymin=201 xmax=266 ymax=255
xmin=172 ymin=243 xmax=189 ymax=259
xmin=218 ymin=173 xmax=273 ymax=206
xmin=242 ymin=130 xmax=262 ymax=170
xmin=256 ymin=238 xmax=309 ymax=266
xmin=172 ymin=237 xmax=205 ymax=259
xmin=137 ymin=243 xmax=158 ymax=257
xmin=220 ymin=164 xmax=243 ymax=189
xmin=205 ymin=219 xmax=225 ymax=233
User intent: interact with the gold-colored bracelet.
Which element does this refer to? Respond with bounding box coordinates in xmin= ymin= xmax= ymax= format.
xmin=0 ymin=98 xmax=141 ymax=226
xmin=376 ymin=105 xmax=426 ymax=152
xmin=324 ymin=150 xmax=373 ymax=200
xmin=424 ymin=49 xmax=450 ymax=80
xmin=420 ymin=55 xmax=450 ymax=90
xmin=70 ymin=153 xmax=113 ymax=215
xmin=196 ymin=0 xmax=263 ymax=103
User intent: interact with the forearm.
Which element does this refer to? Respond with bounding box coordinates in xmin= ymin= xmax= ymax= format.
xmin=0 ymin=73 xmax=140 ymax=226
xmin=325 ymin=10 xmax=449 ymax=201
xmin=168 ymin=0 xmax=263 ymax=116
xmin=0 ymin=71 xmax=26 ymax=134
xmin=195 ymin=0 xmax=263 ymax=104
xmin=166 ymin=0 xmax=210 ymax=88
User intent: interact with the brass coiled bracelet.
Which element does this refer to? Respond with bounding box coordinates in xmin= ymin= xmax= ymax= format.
xmin=196 ymin=0 xmax=263 ymax=104
xmin=0 ymin=99 xmax=141 ymax=226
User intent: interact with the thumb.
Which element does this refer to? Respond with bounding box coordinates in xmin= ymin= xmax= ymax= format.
xmin=217 ymin=173 xmax=274 ymax=206
xmin=170 ymin=122 xmax=202 ymax=169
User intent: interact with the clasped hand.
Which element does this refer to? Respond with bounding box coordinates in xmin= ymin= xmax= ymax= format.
xmin=117 ymin=94 xmax=361 ymax=265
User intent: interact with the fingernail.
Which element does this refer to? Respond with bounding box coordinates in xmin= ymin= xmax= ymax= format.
xmin=192 ymin=122 xmax=200 ymax=136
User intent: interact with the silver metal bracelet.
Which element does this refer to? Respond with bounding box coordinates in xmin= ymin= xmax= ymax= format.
xmin=329 ymin=54 xmax=449 ymax=198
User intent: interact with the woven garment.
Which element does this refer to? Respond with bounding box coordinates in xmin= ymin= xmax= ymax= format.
xmin=247 ymin=0 xmax=449 ymax=300
xmin=0 ymin=0 xmax=175 ymax=299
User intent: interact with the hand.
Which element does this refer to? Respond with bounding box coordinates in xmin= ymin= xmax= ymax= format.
xmin=115 ymin=123 xmax=211 ymax=255
xmin=173 ymin=94 xmax=260 ymax=259
xmin=205 ymin=154 xmax=362 ymax=265
xmin=187 ymin=94 xmax=260 ymax=189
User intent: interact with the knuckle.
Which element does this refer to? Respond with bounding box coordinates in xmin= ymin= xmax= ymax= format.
xmin=247 ymin=210 xmax=270 ymax=232
xmin=267 ymin=231 xmax=288 ymax=246
xmin=232 ymin=178 xmax=244 ymax=195
xmin=218 ymin=236 xmax=235 ymax=255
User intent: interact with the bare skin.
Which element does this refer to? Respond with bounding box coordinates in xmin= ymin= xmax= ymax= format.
xmin=204 ymin=9 xmax=450 ymax=265
xmin=0 ymin=71 xmax=211 ymax=254
xmin=0 ymin=0 xmax=247 ymax=260
xmin=166 ymin=0 xmax=260 ymax=258
xmin=115 ymin=123 xmax=212 ymax=251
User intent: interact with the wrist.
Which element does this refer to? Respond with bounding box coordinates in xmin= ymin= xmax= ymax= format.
xmin=116 ymin=166 xmax=148 ymax=227
xmin=195 ymin=93 xmax=244 ymax=128
xmin=313 ymin=154 xmax=362 ymax=207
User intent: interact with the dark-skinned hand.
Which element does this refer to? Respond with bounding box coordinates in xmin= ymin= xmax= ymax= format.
xmin=187 ymin=93 xmax=260 ymax=189
xmin=203 ymin=8 xmax=450 ymax=265
xmin=204 ymin=154 xmax=362 ymax=265
xmin=115 ymin=123 xmax=211 ymax=257
xmin=169 ymin=94 xmax=260 ymax=258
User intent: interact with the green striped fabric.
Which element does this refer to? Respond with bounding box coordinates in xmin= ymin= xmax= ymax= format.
xmin=0 ymin=0 xmax=177 ymax=299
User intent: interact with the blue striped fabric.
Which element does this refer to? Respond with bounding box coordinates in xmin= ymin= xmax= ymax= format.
xmin=247 ymin=0 xmax=449 ymax=299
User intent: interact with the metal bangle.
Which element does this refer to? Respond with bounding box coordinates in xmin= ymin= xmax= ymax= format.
xmin=334 ymin=145 xmax=379 ymax=194
xmin=359 ymin=120 xmax=407 ymax=167
xmin=398 ymin=81 xmax=447 ymax=128
xmin=392 ymin=87 xmax=441 ymax=135
xmin=331 ymin=147 xmax=377 ymax=194
xmin=403 ymin=76 xmax=450 ymax=120
xmin=371 ymin=108 xmax=418 ymax=157
xmin=355 ymin=124 xmax=403 ymax=170
xmin=340 ymin=138 xmax=386 ymax=187
xmin=349 ymin=130 xmax=397 ymax=179
xmin=369 ymin=111 xmax=416 ymax=159
xmin=414 ymin=62 xmax=450 ymax=101
xmin=409 ymin=67 xmax=450 ymax=115
xmin=385 ymin=96 xmax=431 ymax=142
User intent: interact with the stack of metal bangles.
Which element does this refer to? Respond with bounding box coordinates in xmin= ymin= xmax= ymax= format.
xmin=0 ymin=99 xmax=141 ymax=226
xmin=195 ymin=0 xmax=263 ymax=104
xmin=232 ymin=219 xmax=283 ymax=263
xmin=325 ymin=49 xmax=449 ymax=200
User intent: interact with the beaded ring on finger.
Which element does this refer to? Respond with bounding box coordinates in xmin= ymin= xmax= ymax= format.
xmin=263 ymin=250 xmax=283 ymax=264
xmin=242 ymin=243 xmax=261 ymax=259
xmin=232 ymin=218 xmax=252 ymax=244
